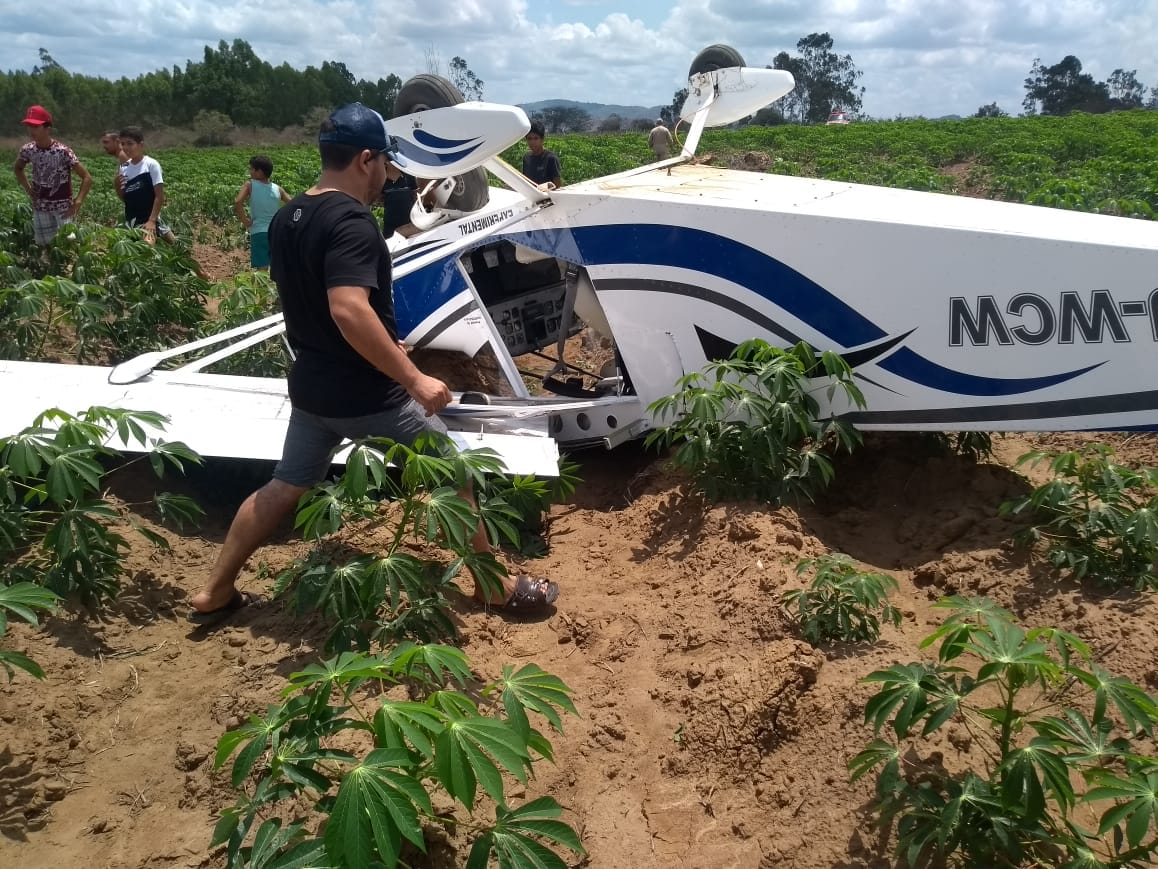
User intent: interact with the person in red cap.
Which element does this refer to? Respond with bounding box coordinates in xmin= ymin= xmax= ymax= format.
xmin=12 ymin=105 xmax=92 ymax=245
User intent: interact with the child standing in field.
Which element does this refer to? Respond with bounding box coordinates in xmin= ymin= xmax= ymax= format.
xmin=13 ymin=105 xmax=93 ymax=245
xmin=234 ymin=155 xmax=291 ymax=269
xmin=118 ymin=126 xmax=175 ymax=244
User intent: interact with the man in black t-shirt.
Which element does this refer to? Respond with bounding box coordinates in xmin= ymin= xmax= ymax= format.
xmin=189 ymin=103 xmax=559 ymax=622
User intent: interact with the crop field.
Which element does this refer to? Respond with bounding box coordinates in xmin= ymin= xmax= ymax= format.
xmin=1 ymin=112 xmax=1156 ymax=869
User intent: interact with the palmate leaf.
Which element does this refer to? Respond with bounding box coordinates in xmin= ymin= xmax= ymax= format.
xmin=1084 ymin=766 xmax=1158 ymax=850
xmin=372 ymin=700 xmax=446 ymax=759
xmin=467 ymin=797 xmax=586 ymax=869
xmin=1072 ymin=666 xmax=1158 ymax=736
xmin=0 ymin=581 xmax=59 ymax=628
xmin=386 ymin=642 xmax=472 ymax=688
xmin=238 ymin=819 xmax=330 ymax=869
xmin=999 ymin=739 xmax=1076 ymax=817
xmin=153 ymin=492 xmax=205 ymax=530
xmin=293 ymin=484 xmax=350 ymax=540
xmin=43 ymin=445 xmax=105 ymax=505
xmin=0 ymin=649 xmax=46 ymax=681
xmin=1033 ymin=709 xmax=1131 ymax=766
xmin=848 ymin=738 xmax=899 ymax=783
xmin=494 ymin=663 xmax=578 ymax=738
xmin=284 ymin=652 xmax=394 ymax=697
xmin=363 ymin=551 xmax=425 ymax=612
xmin=434 ymin=716 xmax=531 ymax=808
xmin=324 ymin=748 xmax=430 ymax=869
xmin=861 ymin=663 xmax=941 ymax=738
xmin=413 ymin=487 xmax=477 ymax=548
xmin=146 ymin=439 xmax=203 ymax=476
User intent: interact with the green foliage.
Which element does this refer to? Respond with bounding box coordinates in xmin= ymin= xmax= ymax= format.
xmin=213 ymin=648 xmax=583 ymax=869
xmin=782 ymin=554 xmax=900 ymax=645
xmin=0 ymin=582 xmax=59 ymax=680
xmin=0 ymin=406 xmax=203 ymax=604
xmin=275 ymin=432 xmax=572 ymax=653
xmin=0 ymin=209 xmax=209 ymax=363
xmin=924 ymin=431 xmax=996 ymax=462
xmin=1000 ymin=445 xmax=1158 ymax=590
xmin=850 ymin=597 xmax=1158 ymax=867
xmin=646 ymin=340 xmax=863 ymax=503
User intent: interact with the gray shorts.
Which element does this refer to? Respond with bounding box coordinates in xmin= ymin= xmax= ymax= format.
xmin=273 ymin=401 xmax=448 ymax=488
xmin=32 ymin=210 xmax=72 ymax=245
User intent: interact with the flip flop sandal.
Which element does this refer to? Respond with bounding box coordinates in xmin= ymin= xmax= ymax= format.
xmin=187 ymin=590 xmax=263 ymax=626
xmin=492 ymin=575 xmax=559 ymax=613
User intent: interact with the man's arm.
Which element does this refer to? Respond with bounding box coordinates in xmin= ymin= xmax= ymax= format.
xmin=279 ymin=185 xmax=292 ymax=204
xmin=327 ymin=286 xmax=451 ymax=415
xmin=549 ymin=154 xmax=563 ymax=188
xmin=70 ymin=161 xmax=93 ymax=216
xmin=146 ymin=182 xmax=165 ymax=226
xmin=13 ymin=158 xmax=31 ymax=197
xmin=234 ymin=181 xmax=252 ymax=227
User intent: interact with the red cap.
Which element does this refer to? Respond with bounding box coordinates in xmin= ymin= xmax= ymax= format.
xmin=21 ymin=105 xmax=52 ymax=126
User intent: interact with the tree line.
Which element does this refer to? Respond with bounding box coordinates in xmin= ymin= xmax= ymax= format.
xmin=0 ymin=42 xmax=485 ymax=136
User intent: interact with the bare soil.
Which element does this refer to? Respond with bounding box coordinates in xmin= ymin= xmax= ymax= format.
xmin=2 ymin=428 xmax=1157 ymax=868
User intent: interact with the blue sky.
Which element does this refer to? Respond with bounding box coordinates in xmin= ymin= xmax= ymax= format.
xmin=3 ymin=0 xmax=1156 ymax=119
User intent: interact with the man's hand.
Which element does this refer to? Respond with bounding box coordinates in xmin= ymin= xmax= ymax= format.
xmin=142 ymin=220 xmax=157 ymax=244
xmin=406 ymin=372 xmax=452 ymax=416
xmin=67 ymin=199 xmax=80 ymax=218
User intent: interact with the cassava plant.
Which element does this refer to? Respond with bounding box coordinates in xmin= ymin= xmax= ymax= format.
xmin=924 ymin=431 xmax=996 ymax=462
xmin=274 ymin=432 xmax=579 ymax=653
xmin=0 ymin=582 xmax=59 ymax=680
xmin=1 ymin=406 xmax=204 ymax=604
xmin=999 ymin=445 xmax=1158 ymax=591
xmin=646 ymin=339 xmax=864 ymax=503
xmin=212 ymin=644 xmax=584 ymax=869
xmin=850 ymin=596 xmax=1158 ymax=868
xmin=782 ymin=553 xmax=901 ymax=645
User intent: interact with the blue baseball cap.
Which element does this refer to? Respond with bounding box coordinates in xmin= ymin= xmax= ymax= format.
xmin=318 ymin=102 xmax=390 ymax=152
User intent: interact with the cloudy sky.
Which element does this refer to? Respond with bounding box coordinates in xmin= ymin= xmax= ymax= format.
xmin=3 ymin=0 xmax=1157 ymax=118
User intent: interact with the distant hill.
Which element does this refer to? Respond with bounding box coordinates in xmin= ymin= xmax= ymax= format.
xmin=517 ymin=99 xmax=666 ymax=123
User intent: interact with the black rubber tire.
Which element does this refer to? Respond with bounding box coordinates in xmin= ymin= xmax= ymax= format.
xmin=394 ymin=74 xmax=490 ymax=212
xmin=688 ymin=44 xmax=746 ymax=77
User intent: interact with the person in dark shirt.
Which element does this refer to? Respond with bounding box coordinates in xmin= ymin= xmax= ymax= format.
xmin=189 ymin=103 xmax=559 ymax=621
xmin=521 ymin=121 xmax=562 ymax=188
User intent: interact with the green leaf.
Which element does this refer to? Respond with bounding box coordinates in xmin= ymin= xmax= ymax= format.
xmin=848 ymin=739 xmax=898 ymax=783
xmin=495 ymin=663 xmax=578 ymax=738
xmin=153 ymin=492 xmax=205 ymax=530
xmin=386 ymin=642 xmax=472 ymax=688
xmin=325 ymin=748 xmax=430 ymax=869
xmin=0 ymin=582 xmax=59 ymax=627
xmin=44 ymin=445 xmax=105 ymax=505
xmin=372 ymin=701 xmax=446 ymax=759
xmin=434 ymin=716 xmax=531 ymax=808
xmin=0 ymin=649 xmax=46 ymax=681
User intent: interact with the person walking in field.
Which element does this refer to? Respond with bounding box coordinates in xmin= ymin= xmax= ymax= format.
xmin=12 ymin=105 xmax=93 ymax=245
xmin=648 ymin=118 xmax=674 ymax=161
xmin=118 ymin=126 xmax=176 ymax=244
xmin=234 ymin=155 xmax=291 ymax=269
xmin=100 ymin=130 xmax=128 ymax=199
xmin=189 ymin=103 xmax=560 ymax=623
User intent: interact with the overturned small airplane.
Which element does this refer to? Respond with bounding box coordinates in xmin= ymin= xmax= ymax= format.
xmin=4 ymin=45 xmax=1157 ymax=477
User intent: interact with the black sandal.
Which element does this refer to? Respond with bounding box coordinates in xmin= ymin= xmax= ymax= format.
xmin=187 ymin=590 xmax=263 ymax=626
xmin=490 ymin=575 xmax=559 ymax=613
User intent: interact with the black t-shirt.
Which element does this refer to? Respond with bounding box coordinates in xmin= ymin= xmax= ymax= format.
xmin=270 ymin=190 xmax=408 ymax=417
xmin=381 ymin=174 xmax=417 ymax=237
xmin=522 ymin=150 xmax=561 ymax=185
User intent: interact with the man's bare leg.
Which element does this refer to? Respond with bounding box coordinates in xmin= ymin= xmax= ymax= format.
xmin=190 ymin=479 xmax=307 ymax=612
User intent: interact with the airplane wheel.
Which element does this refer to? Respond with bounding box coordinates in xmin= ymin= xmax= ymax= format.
xmin=688 ymin=44 xmax=746 ymax=77
xmin=394 ymin=74 xmax=491 ymax=212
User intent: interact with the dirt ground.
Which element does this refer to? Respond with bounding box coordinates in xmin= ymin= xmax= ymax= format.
xmin=2 ymin=427 xmax=1157 ymax=869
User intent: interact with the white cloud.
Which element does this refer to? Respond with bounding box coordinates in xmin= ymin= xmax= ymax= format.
xmin=3 ymin=0 xmax=1156 ymax=119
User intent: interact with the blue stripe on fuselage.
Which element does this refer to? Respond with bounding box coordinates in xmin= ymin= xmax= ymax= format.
xmin=393 ymin=222 xmax=1100 ymax=396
